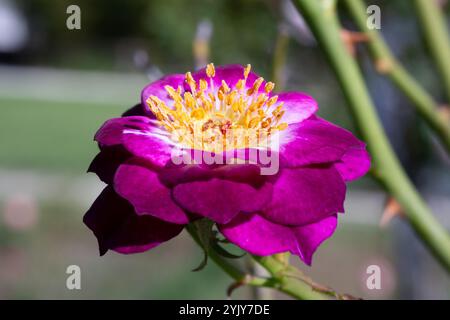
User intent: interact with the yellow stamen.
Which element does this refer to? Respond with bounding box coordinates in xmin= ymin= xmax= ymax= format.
xmin=206 ymin=63 xmax=215 ymax=78
xmin=145 ymin=63 xmax=288 ymax=151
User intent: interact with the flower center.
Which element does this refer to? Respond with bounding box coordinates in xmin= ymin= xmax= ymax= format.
xmin=146 ymin=63 xmax=288 ymax=152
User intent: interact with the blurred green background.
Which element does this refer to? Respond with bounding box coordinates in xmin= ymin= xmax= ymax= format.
xmin=0 ymin=0 xmax=449 ymax=299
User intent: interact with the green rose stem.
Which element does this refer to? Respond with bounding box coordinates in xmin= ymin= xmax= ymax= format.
xmin=293 ymin=0 xmax=450 ymax=271
xmin=341 ymin=0 xmax=450 ymax=154
xmin=414 ymin=0 xmax=450 ymax=103
xmin=186 ymin=224 xmax=331 ymax=299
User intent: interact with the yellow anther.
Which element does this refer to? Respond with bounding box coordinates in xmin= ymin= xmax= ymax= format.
xmin=206 ymin=63 xmax=215 ymax=77
xmin=265 ymin=82 xmax=275 ymax=93
xmin=266 ymin=95 xmax=278 ymax=107
xmin=191 ymin=108 xmax=206 ymax=120
xmin=226 ymin=90 xmax=237 ymax=105
xmin=236 ymin=79 xmax=245 ymax=91
xmin=199 ymin=79 xmax=208 ymax=91
xmin=244 ymin=64 xmax=251 ymax=78
xmin=164 ymin=85 xmax=182 ymax=102
xmin=276 ymin=123 xmax=288 ymax=131
xmin=247 ymin=77 xmax=264 ymax=95
xmin=221 ymin=80 xmax=230 ymax=93
xmin=217 ymin=90 xmax=225 ymax=101
xmin=248 ymin=117 xmax=261 ymax=128
xmin=185 ymin=72 xmax=196 ymax=91
xmin=184 ymin=92 xmax=196 ymax=109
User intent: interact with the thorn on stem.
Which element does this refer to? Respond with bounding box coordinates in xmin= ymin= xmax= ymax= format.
xmin=341 ymin=29 xmax=369 ymax=56
xmin=380 ymin=196 xmax=405 ymax=227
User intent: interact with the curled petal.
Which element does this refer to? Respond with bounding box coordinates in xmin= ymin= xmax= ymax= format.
xmin=83 ymin=186 xmax=184 ymax=255
xmin=172 ymin=178 xmax=273 ymax=224
xmin=261 ymin=166 xmax=345 ymax=226
xmin=219 ymin=213 xmax=337 ymax=265
xmin=114 ymin=160 xmax=191 ymax=224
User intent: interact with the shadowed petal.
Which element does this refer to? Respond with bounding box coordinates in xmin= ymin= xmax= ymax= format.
xmin=88 ymin=146 xmax=130 ymax=184
xmin=114 ymin=160 xmax=190 ymax=224
xmin=83 ymin=186 xmax=184 ymax=255
xmin=172 ymin=178 xmax=273 ymax=224
xmin=261 ymin=166 xmax=345 ymax=226
xmin=219 ymin=213 xmax=337 ymax=265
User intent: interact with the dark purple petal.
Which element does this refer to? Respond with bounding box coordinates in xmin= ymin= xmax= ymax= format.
xmin=83 ymin=186 xmax=184 ymax=255
xmin=219 ymin=213 xmax=337 ymax=265
xmin=141 ymin=74 xmax=186 ymax=109
xmin=172 ymin=178 xmax=273 ymax=224
xmin=88 ymin=146 xmax=130 ymax=184
xmin=114 ymin=160 xmax=190 ymax=224
xmin=335 ymin=146 xmax=371 ymax=181
xmin=279 ymin=117 xmax=366 ymax=167
xmin=276 ymin=92 xmax=318 ymax=124
xmin=94 ymin=116 xmax=152 ymax=147
xmin=122 ymin=103 xmax=148 ymax=117
xmin=261 ymin=166 xmax=345 ymax=226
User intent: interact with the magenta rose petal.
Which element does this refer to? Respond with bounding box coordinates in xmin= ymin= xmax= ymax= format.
xmin=114 ymin=160 xmax=190 ymax=224
xmin=335 ymin=146 xmax=371 ymax=181
xmin=83 ymin=186 xmax=184 ymax=255
xmin=219 ymin=213 xmax=337 ymax=265
xmin=141 ymin=74 xmax=186 ymax=108
xmin=276 ymin=92 xmax=318 ymax=124
xmin=172 ymin=178 xmax=273 ymax=224
xmin=279 ymin=117 xmax=366 ymax=167
xmin=121 ymin=123 xmax=175 ymax=168
xmin=94 ymin=116 xmax=152 ymax=147
xmin=261 ymin=166 xmax=345 ymax=226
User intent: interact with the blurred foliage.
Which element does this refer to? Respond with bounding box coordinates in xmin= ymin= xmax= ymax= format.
xmin=16 ymin=0 xmax=277 ymax=73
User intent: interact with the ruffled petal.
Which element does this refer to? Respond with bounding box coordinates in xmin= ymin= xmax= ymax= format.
xmin=141 ymin=74 xmax=186 ymax=109
xmin=114 ymin=160 xmax=190 ymax=224
xmin=275 ymin=92 xmax=318 ymax=124
xmin=261 ymin=166 xmax=345 ymax=226
xmin=279 ymin=117 xmax=366 ymax=167
xmin=83 ymin=186 xmax=184 ymax=255
xmin=219 ymin=213 xmax=337 ymax=265
xmin=172 ymin=178 xmax=273 ymax=224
